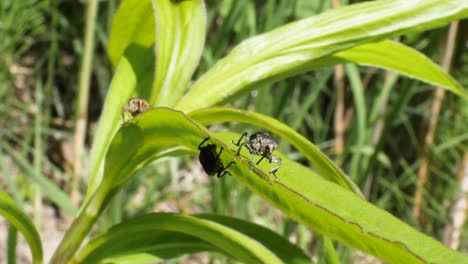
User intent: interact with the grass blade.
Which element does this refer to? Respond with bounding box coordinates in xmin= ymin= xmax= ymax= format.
xmin=1 ymin=144 xmax=76 ymax=216
xmin=0 ymin=191 xmax=43 ymax=264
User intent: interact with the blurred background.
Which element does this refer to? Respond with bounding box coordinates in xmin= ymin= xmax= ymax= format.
xmin=1 ymin=0 xmax=467 ymax=262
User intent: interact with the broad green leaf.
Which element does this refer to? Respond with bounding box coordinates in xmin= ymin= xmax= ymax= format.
xmin=76 ymin=226 xmax=216 ymax=263
xmin=100 ymin=254 xmax=162 ymax=264
xmin=85 ymin=46 xmax=155 ymax=206
xmin=151 ymin=0 xmax=206 ymax=106
xmin=56 ymin=108 xmax=467 ymax=263
xmin=212 ymin=131 xmax=467 ymax=264
xmin=188 ymin=107 xmax=363 ymax=197
xmin=332 ymin=40 xmax=467 ymax=99
xmin=107 ymin=0 xmax=155 ymax=66
xmin=197 ymin=214 xmax=310 ymax=264
xmin=75 ymin=213 xmax=309 ymax=264
xmin=176 ymin=0 xmax=468 ymax=112
xmin=0 ymin=191 xmax=43 ymax=264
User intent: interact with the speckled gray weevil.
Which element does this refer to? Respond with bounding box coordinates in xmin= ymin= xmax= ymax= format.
xmin=232 ymin=131 xmax=281 ymax=176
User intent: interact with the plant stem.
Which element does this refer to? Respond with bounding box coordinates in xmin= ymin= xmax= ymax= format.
xmin=50 ymin=184 xmax=109 ymax=264
xmin=412 ymin=21 xmax=459 ymax=220
xmin=443 ymin=153 xmax=468 ymax=249
xmin=363 ymin=71 xmax=399 ymax=198
xmin=33 ymin=80 xmax=43 ymax=228
xmin=72 ymin=0 xmax=99 ymax=207
xmin=332 ymin=0 xmax=345 ymax=160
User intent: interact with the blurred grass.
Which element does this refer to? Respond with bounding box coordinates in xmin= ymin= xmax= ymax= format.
xmin=0 ymin=0 xmax=467 ymax=262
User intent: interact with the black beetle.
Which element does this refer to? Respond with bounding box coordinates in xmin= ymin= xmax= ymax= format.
xmin=233 ymin=131 xmax=281 ymax=176
xmin=198 ymin=138 xmax=235 ymax=178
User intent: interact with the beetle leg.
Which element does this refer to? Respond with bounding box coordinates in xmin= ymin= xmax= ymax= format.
xmin=269 ymin=167 xmax=279 ymax=178
xmin=234 ymin=142 xmax=244 ymax=159
xmin=216 ymin=146 xmax=224 ymax=160
xmin=256 ymin=156 xmax=265 ymax=165
xmin=218 ymin=161 xmax=235 ymax=178
xmin=244 ymin=142 xmax=257 ymax=170
xmin=232 ymin=132 xmax=248 ymax=146
xmin=269 ymin=156 xmax=281 ymax=177
xmin=218 ymin=170 xmax=232 ymax=178
xmin=244 ymin=141 xmax=254 ymax=154
xmin=198 ymin=137 xmax=210 ymax=150
xmin=233 ymin=133 xmax=248 ymax=159
xmin=216 ymin=147 xmax=235 ymax=176
xmin=224 ymin=161 xmax=235 ymax=170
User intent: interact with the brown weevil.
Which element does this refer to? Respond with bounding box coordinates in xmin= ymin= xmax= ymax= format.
xmin=198 ymin=138 xmax=235 ymax=178
xmin=233 ymin=131 xmax=281 ymax=176
xmin=122 ymin=97 xmax=150 ymax=122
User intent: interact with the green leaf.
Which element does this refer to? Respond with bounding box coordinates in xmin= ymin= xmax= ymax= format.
xmin=197 ymin=214 xmax=310 ymax=263
xmin=75 ymin=213 xmax=292 ymax=264
xmin=213 ymin=132 xmax=466 ymax=264
xmin=0 ymin=191 xmax=43 ymax=264
xmin=83 ymin=108 xmax=465 ymax=263
xmin=176 ymin=0 xmax=468 ymax=112
xmin=188 ymin=107 xmax=363 ymax=197
xmin=151 ymin=0 xmax=206 ymax=106
xmin=107 ymin=0 xmax=156 ymax=66
xmin=318 ymin=235 xmax=341 ymax=264
xmin=7 ymin=225 xmax=18 ymax=264
xmin=332 ymin=40 xmax=467 ymax=99
xmin=99 ymin=254 xmax=162 ymax=264
xmin=346 ymin=64 xmax=367 ymax=181
xmin=77 ymin=229 xmax=215 ymax=263
xmin=84 ymin=45 xmax=155 ymax=206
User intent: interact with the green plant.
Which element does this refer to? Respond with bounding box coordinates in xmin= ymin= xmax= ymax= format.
xmin=2 ymin=0 xmax=467 ymax=263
